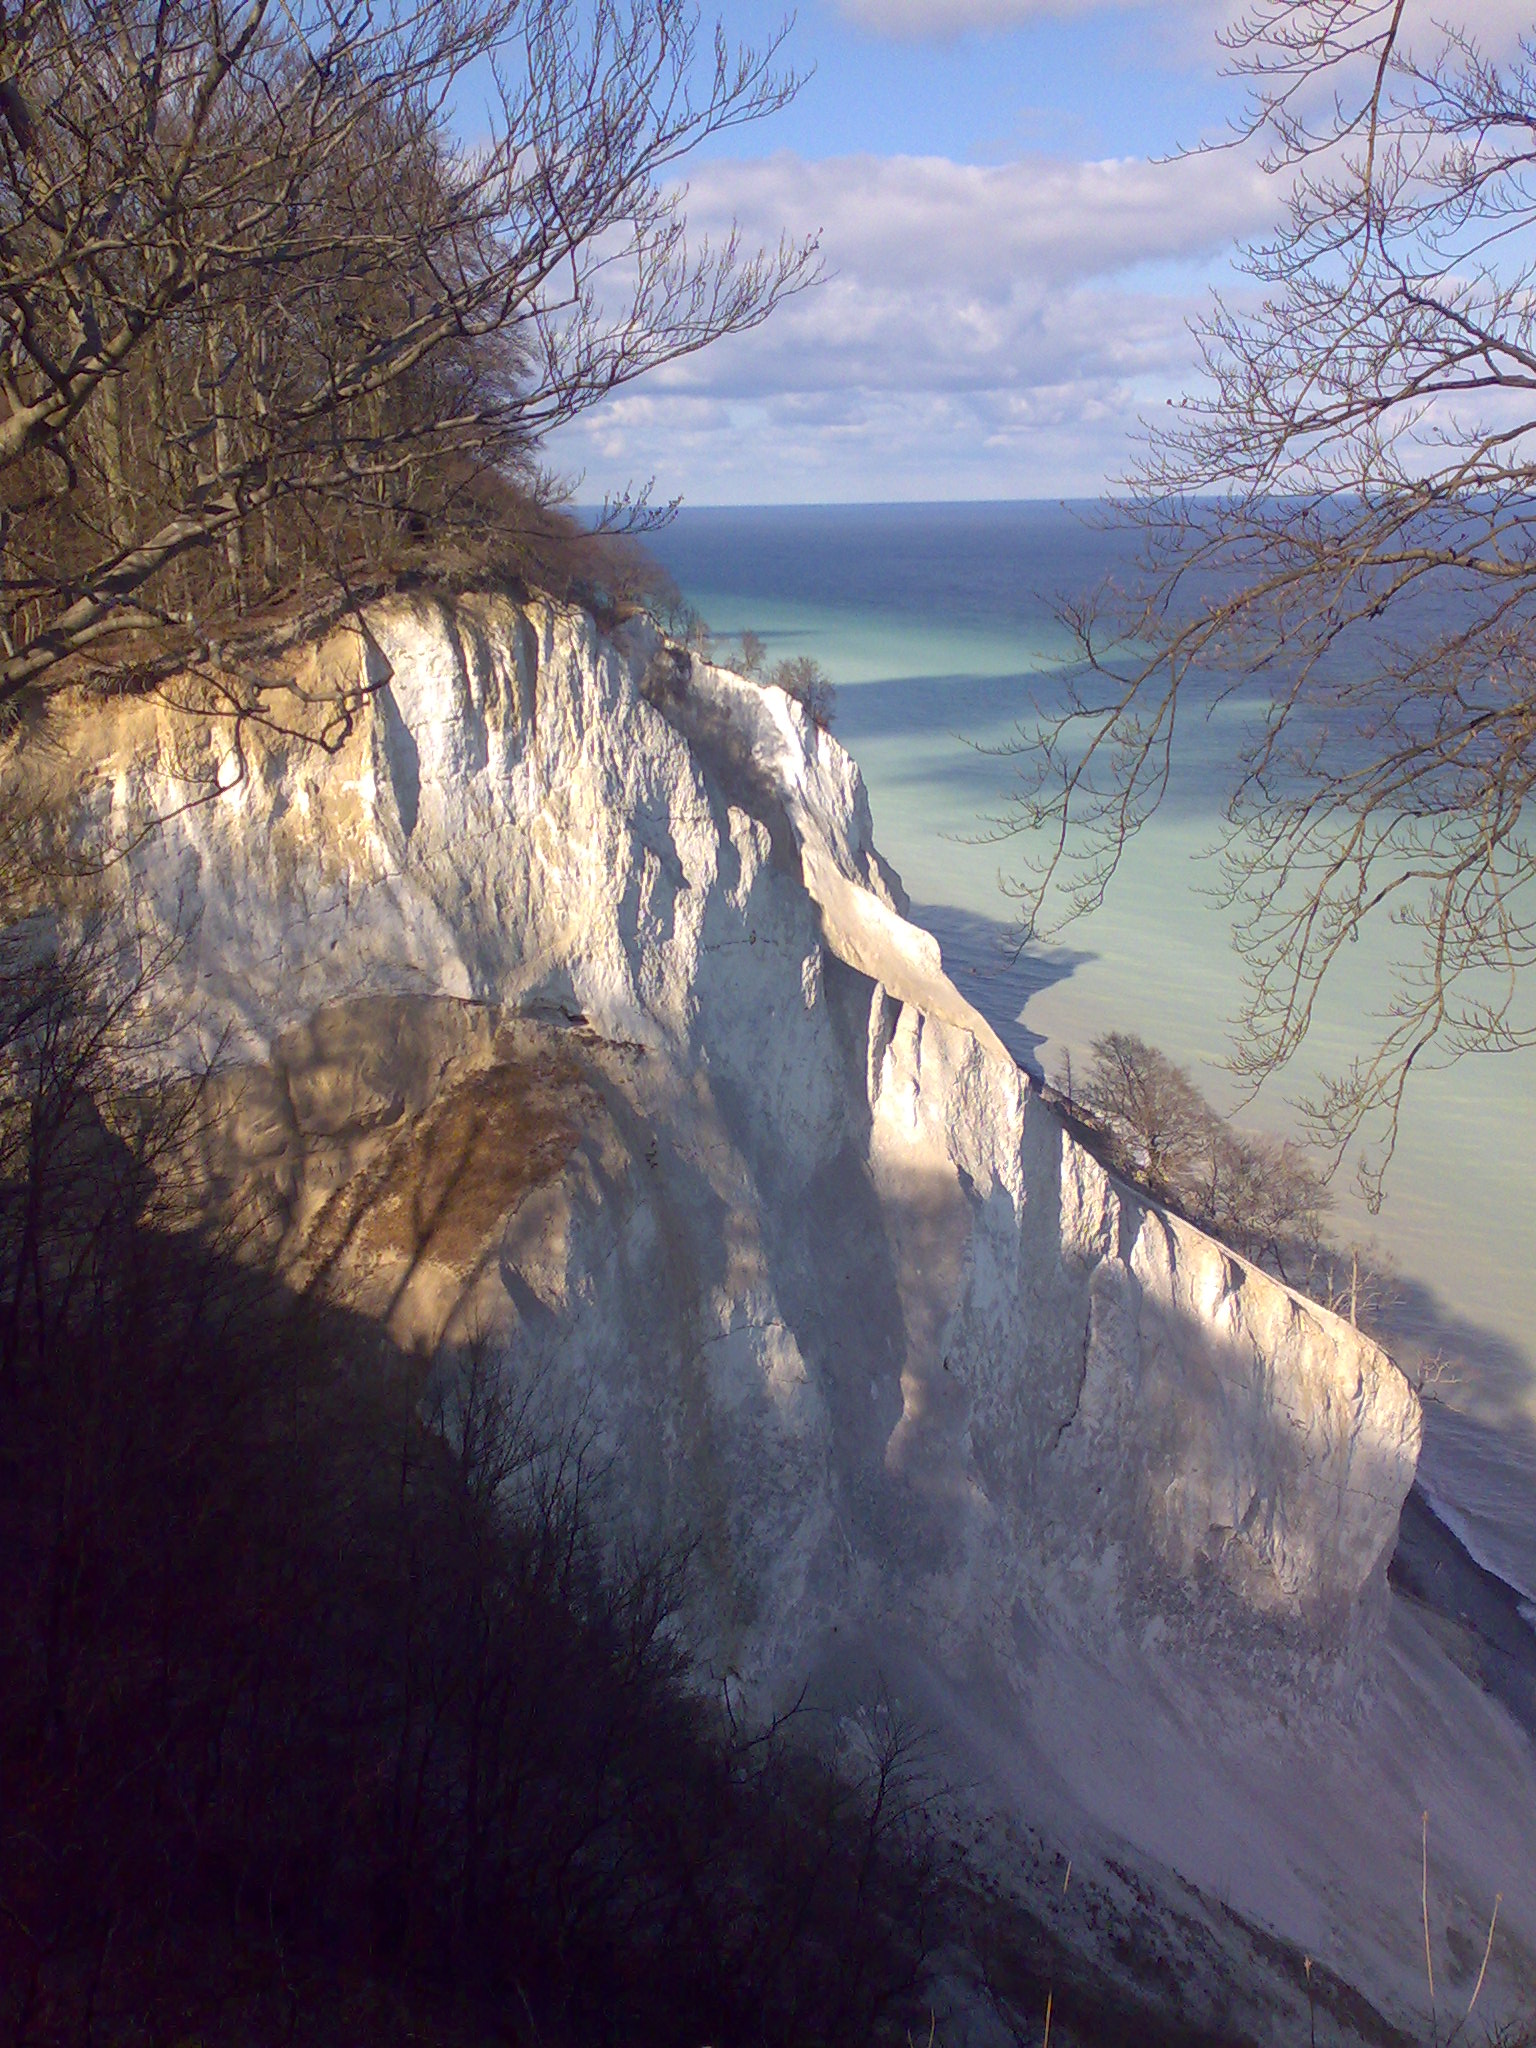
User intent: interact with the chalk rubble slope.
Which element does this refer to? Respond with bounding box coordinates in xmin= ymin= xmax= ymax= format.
xmin=38 ymin=591 xmax=1418 ymax=1686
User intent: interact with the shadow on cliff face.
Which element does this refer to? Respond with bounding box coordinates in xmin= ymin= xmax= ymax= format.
xmin=0 ymin=988 xmax=1334 ymax=2048
xmin=0 ymin=893 xmax=951 ymax=2048
xmin=905 ymin=894 xmax=1536 ymax=1643
xmin=641 ymin=645 xmax=802 ymax=875
xmin=699 ymin=946 xmax=924 ymax=1569
xmin=0 ymin=1120 xmax=946 ymax=2048
xmin=0 ymin=914 xmax=1449 ymax=2048
xmin=691 ymin=939 xmax=1413 ymax=1674
xmin=201 ymin=994 xmax=838 ymax=1656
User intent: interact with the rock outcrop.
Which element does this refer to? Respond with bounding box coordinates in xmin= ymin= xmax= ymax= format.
xmin=19 ymin=591 xmax=1420 ymax=1694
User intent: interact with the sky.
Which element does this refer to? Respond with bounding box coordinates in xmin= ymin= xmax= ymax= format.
xmin=546 ymin=0 xmax=1283 ymax=505
xmin=542 ymin=0 xmax=1536 ymax=506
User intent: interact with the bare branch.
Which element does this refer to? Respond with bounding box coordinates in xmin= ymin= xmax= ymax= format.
xmin=994 ymin=4 xmax=1536 ymax=1193
xmin=0 ymin=0 xmax=818 ymax=711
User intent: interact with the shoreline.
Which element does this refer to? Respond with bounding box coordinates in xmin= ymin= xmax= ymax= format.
xmin=1414 ymin=1464 xmax=1536 ymax=1611
xmin=1389 ymin=1484 xmax=1536 ymax=1741
xmin=934 ymin=912 xmax=1536 ymax=1732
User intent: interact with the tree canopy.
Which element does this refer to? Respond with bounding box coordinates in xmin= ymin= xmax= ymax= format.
xmin=1004 ymin=1 xmax=1536 ymax=1202
xmin=0 ymin=0 xmax=816 ymax=726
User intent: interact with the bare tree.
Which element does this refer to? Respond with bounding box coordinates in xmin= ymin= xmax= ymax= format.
xmin=1069 ymin=1029 xmax=1409 ymax=1327
xmin=0 ymin=0 xmax=817 ymax=726
xmin=770 ymin=651 xmax=835 ymax=726
xmin=1001 ymin=2 xmax=1536 ymax=1203
xmin=1081 ymin=1031 xmax=1211 ymax=1199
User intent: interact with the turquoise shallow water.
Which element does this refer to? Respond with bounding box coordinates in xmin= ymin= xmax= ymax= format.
xmin=646 ymin=502 xmax=1536 ymax=1601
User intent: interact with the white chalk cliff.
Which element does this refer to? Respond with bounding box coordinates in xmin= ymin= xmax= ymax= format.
xmin=25 ymin=592 xmax=1536 ymax=2041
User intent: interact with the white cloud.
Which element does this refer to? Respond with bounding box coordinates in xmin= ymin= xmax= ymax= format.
xmin=547 ymin=6 xmax=1536 ymax=499
xmin=551 ymin=146 xmax=1274 ymax=500
xmin=681 ymin=148 xmax=1270 ymax=302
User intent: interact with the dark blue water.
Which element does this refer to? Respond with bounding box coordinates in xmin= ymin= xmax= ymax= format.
xmin=647 ymin=499 xmax=1122 ymax=618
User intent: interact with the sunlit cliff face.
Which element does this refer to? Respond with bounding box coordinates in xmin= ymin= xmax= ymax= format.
xmin=17 ymin=591 xmax=1419 ymax=1691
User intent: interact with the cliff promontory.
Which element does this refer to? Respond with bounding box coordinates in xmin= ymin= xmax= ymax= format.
xmin=32 ymin=594 xmax=1420 ymax=1667
xmin=15 ymin=592 xmax=1536 ymax=2042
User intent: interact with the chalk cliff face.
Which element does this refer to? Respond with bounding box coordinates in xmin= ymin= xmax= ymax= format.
xmin=33 ymin=592 xmax=1419 ymax=1687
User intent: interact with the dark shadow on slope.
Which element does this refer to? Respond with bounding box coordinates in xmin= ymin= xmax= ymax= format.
xmin=804 ymin=1627 xmax=1422 ymax=2048
xmin=641 ymin=648 xmax=801 ymax=876
xmin=1391 ymin=1489 xmax=1536 ymax=1739
xmin=0 ymin=1199 xmax=942 ymax=2048
xmin=700 ymin=949 xmax=928 ymax=1575
xmin=1369 ymin=1270 xmax=1536 ymax=1640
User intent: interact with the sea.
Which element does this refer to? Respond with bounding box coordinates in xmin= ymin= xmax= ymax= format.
xmin=642 ymin=500 xmax=1536 ymax=1613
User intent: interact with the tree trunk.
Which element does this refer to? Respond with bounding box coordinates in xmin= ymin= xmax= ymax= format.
xmin=98 ymin=368 xmax=132 ymax=551
xmin=205 ymin=319 xmax=245 ymax=609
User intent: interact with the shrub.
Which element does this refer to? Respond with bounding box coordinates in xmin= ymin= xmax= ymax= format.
xmin=770 ymin=653 xmax=836 ymax=728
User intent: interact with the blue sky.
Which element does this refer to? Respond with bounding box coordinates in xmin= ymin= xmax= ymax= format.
xmin=680 ymin=1 xmax=1219 ymax=165
xmin=545 ymin=0 xmax=1530 ymax=506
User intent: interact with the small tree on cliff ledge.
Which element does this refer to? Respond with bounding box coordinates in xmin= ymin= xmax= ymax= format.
xmin=1002 ymin=1 xmax=1536 ymax=1204
xmin=0 ymin=0 xmax=816 ymax=729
